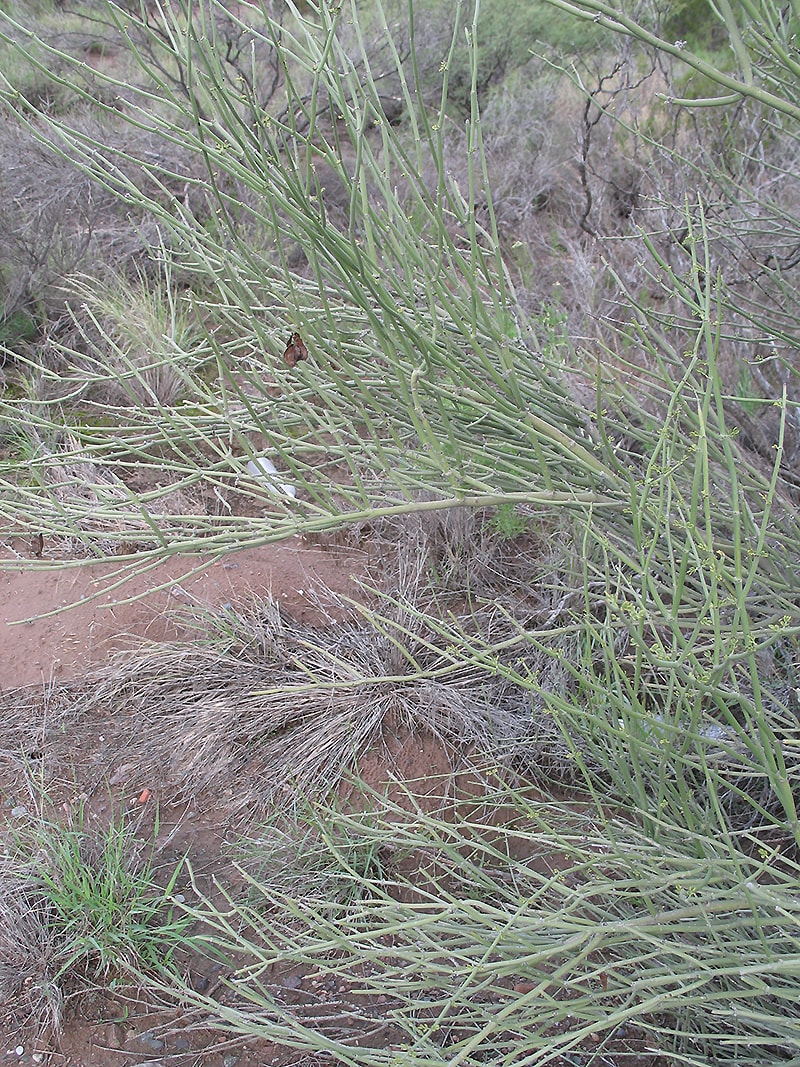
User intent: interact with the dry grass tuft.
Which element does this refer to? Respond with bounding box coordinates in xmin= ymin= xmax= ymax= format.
xmin=0 ymin=582 xmax=588 ymax=816
xmin=0 ymin=872 xmax=63 ymax=1042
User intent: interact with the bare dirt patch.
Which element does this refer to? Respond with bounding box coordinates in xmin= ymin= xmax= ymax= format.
xmin=0 ymin=537 xmax=366 ymax=689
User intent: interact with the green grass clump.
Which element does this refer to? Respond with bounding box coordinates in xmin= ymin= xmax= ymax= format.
xmin=0 ymin=786 xmax=189 ymax=1037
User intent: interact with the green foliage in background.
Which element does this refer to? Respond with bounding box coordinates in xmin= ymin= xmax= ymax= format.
xmin=661 ymin=0 xmax=730 ymax=50
xmin=428 ymin=0 xmax=608 ymax=111
xmin=0 ymin=307 xmax=38 ymax=350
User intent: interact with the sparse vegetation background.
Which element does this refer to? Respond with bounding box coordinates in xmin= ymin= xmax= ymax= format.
xmin=0 ymin=0 xmax=799 ymax=1064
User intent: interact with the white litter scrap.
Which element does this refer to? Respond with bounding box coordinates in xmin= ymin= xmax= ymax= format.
xmin=246 ymin=456 xmax=297 ymax=498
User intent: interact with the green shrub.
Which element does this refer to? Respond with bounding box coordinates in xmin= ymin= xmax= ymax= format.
xmin=0 ymin=306 xmax=39 ymax=350
xmin=420 ymin=0 xmax=610 ymax=113
xmin=661 ymin=0 xmax=730 ymax=51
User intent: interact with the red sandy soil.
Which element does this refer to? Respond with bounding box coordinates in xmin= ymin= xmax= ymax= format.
xmin=0 ymin=538 xmax=366 ymax=690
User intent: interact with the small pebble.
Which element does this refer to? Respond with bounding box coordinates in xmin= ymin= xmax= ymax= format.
xmin=10 ymin=806 xmax=29 ymax=819
xmin=138 ymin=1033 xmax=164 ymax=1053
